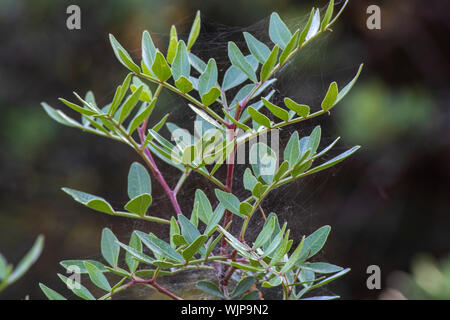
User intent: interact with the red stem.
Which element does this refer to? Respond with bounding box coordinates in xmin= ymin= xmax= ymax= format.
xmin=131 ymin=278 xmax=182 ymax=300
xmin=138 ymin=122 xmax=182 ymax=215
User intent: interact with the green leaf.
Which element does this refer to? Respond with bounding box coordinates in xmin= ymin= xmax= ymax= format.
xmin=307 ymin=125 xmax=321 ymax=156
xmin=171 ymin=40 xmax=190 ymax=80
xmin=101 ymin=228 xmax=120 ymax=267
xmin=118 ymin=85 xmax=143 ymax=124
xmin=127 ymin=162 xmax=152 ymax=199
xmin=279 ymin=29 xmax=300 ymax=64
xmin=274 ymin=160 xmax=290 ymax=181
xmin=105 ymin=266 xmax=131 ymax=278
xmin=39 ymin=283 xmax=66 ymax=300
xmin=62 ymin=188 xmax=114 ymax=214
xmin=188 ymin=104 xmax=222 ymax=130
xmin=270 ymin=229 xmax=291 ymax=265
xmin=124 ymin=194 xmax=152 ymax=216
xmin=172 ymin=234 xmax=188 ymax=247
xmin=166 ymin=25 xmax=178 ymax=64
xmin=305 ymin=9 xmax=321 ymax=42
xmin=321 ymin=0 xmax=334 ymax=31
xmin=222 ymin=55 xmax=258 ymax=91
xmin=284 ymin=131 xmax=300 ymax=168
xmin=135 ymin=231 xmax=185 ymax=263
xmin=182 ymin=235 xmax=208 ymax=261
xmin=308 ymin=268 xmax=350 ymax=290
xmin=41 ymin=102 xmax=82 ymax=128
xmin=314 ymin=137 xmax=340 ymax=159
xmin=142 ymin=31 xmax=157 ymax=72
xmin=298 ymin=262 xmax=343 ymax=274
xmin=117 ymin=241 xmax=154 ymax=265
xmin=128 ymin=100 xmax=157 ymax=134
xmin=153 ymin=261 xmax=178 ymax=269
xmin=125 ymin=232 xmax=142 ymax=272
xmin=243 ymin=32 xmax=270 ymax=64
xmin=298 ymin=9 xmax=315 ymax=47
xmin=262 ymin=275 xmax=283 ymax=288
xmin=262 ymin=97 xmax=289 ymax=121
xmin=250 ymin=143 xmax=277 ymax=184
xmin=284 ymin=98 xmax=310 ymax=117
xmin=299 ymin=269 xmax=315 ymax=287
xmin=198 ymin=58 xmax=218 ymax=96
xmin=228 ymin=42 xmax=257 ymax=83
xmin=187 ymin=11 xmax=201 ymax=51
xmin=152 ymin=51 xmax=172 ymax=82
xmin=60 ymin=260 xmax=107 ymax=274
xmin=118 ymin=49 xmax=141 ymax=73
xmin=306 ymin=146 xmax=360 ymax=175
xmin=196 ymin=280 xmax=224 ymax=298
xmin=109 ymin=34 xmax=140 ymax=73
xmin=262 ymin=223 xmax=286 ymax=257
xmin=298 ymin=225 xmax=331 ymax=261
xmin=84 ymin=261 xmax=111 ymax=291
xmin=230 ymin=262 xmax=264 ymax=272
xmin=260 ymin=45 xmax=279 ymax=81
xmin=218 ymin=226 xmax=254 ymax=260
xmin=292 ymin=159 xmax=312 ymax=177
xmin=173 ymin=234 xmax=189 ymax=246
xmin=253 ymin=215 xmax=276 ymax=249
xmin=247 ymin=106 xmax=271 ymax=128
xmin=280 ymin=236 xmax=305 ymax=273
xmin=241 ymin=290 xmax=260 ymax=300
xmin=0 ymin=254 xmax=7 ymax=280
xmin=152 ymin=113 xmax=170 ymax=133
xmin=251 ymin=182 xmax=267 ymax=198
xmin=62 ymin=188 xmax=115 ymax=214
xmin=109 ymin=73 xmax=133 ymax=116
xmin=223 ymin=108 xmax=252 ymax=133
xmin=264 ymin=212 xmax=281 ymax=251
xmin=170 ymin=216 xmax=180 ymax=248
xmin=178 ymin=215 xmax=202 ymax=245
xmin=175 ymin=76 xmax=193 ymax=93
xmin=188 ymin=52 xmax=207 ymax=73
xmin=190 ymin=201 xmax=199 ymax=227
xmin=215 ymin=189 xmax=244 ymax=218
xmin=182 ymin=144 xmax=197 ymax=165
xmin=321 ymin=81 xmax=338 ymax=111
xmin=201 ymin=87 xmax=221 ymax=106
xmin=58 ymin=98 xmax=97 ymax=116
xmin=57 ymin=274 xmax=95 ymax=300
xmin=335 ymin=63 xmax=364 ymax=105
xmin=205 ymin=234 xmax=223 ymax=258
xmin=232 ymin=276 xmax=256 ymax=298
xmin=194 ymin=190 xmax=213 ymax=224
xmin=269 ymin=13 xmax=292 ymax=49
xmin=204 ymin=204 xmax=225 ymax=236
xmin=239 ymin=202 xmax=253 ymax=217
xmin=243 ymin=168 xmax=258 ymax=191
xmin=8 ymin=235 xmax=44 ymax=284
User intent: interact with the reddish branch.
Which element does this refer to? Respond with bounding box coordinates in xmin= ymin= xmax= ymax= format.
xmin=138 ymin=120 xmax=183 ymax=215
xmin=129 ymin=277 xmax=182 ymax=300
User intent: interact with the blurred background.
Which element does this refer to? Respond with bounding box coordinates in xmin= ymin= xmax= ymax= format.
xmin=0 ymin=0 xmax=449 ymax=299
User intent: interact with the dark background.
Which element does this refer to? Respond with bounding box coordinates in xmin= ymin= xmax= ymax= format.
xmin=0 ymin=0 xmax=449 ymax=299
